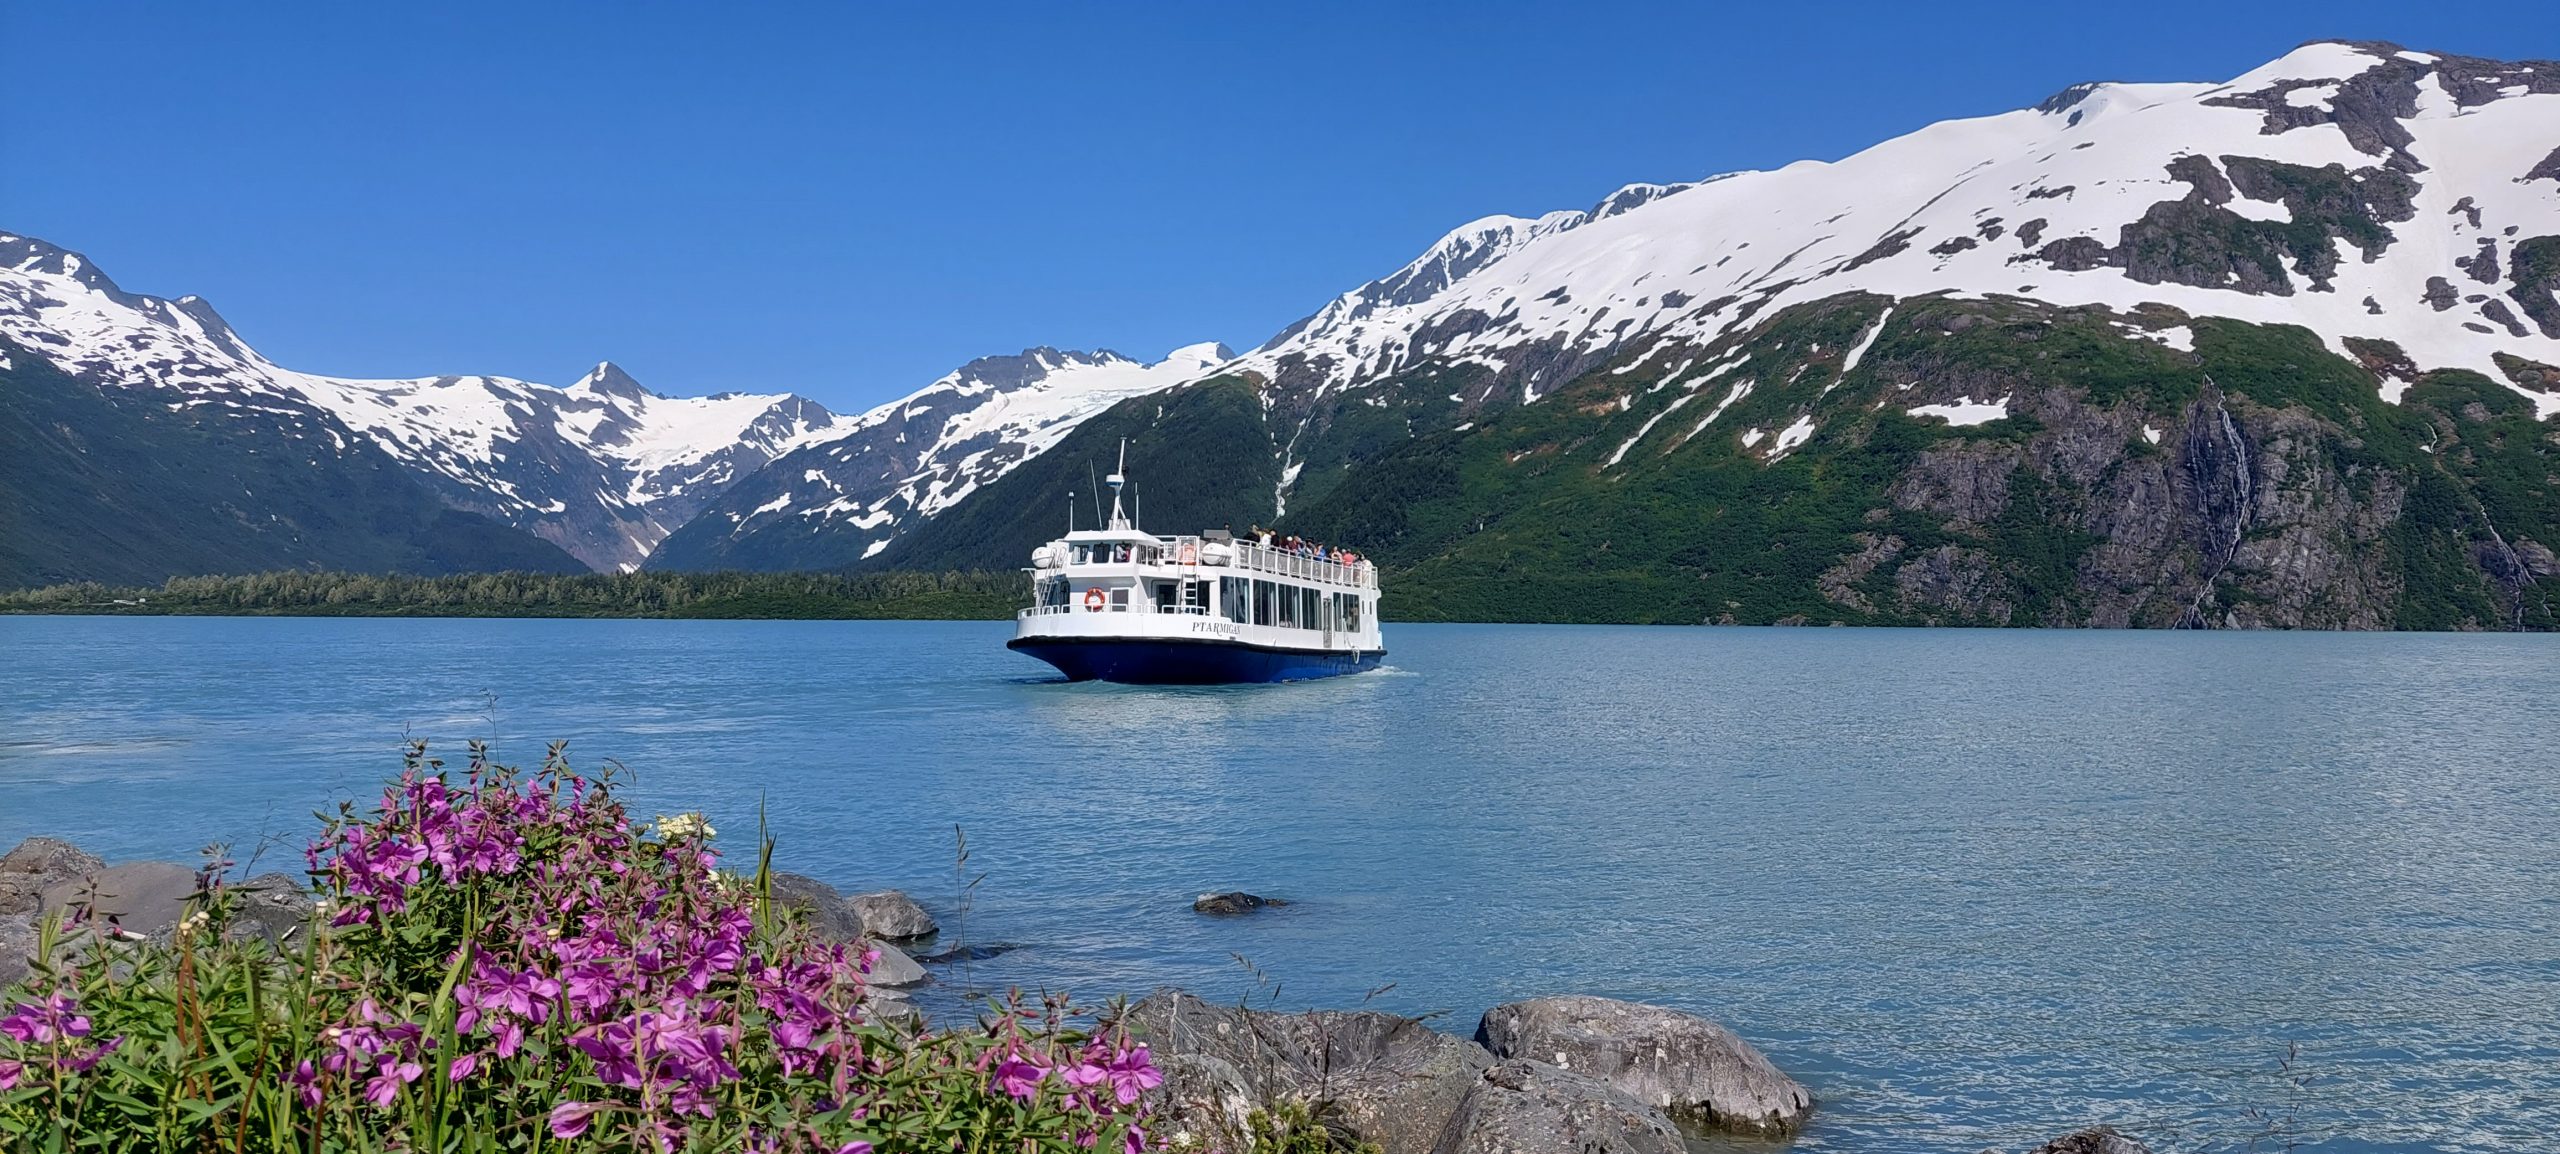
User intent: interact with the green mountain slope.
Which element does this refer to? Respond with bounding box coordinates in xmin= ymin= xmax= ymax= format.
xmin=863 ymin=377 xmax=1284 ymax=573
xmin=874 ymin=293 xmax=2558 ymax=629
xmin=0 ymin=339 xmax=584 ymax=587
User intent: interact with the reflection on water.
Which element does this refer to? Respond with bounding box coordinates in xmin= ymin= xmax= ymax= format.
xmin=2 ymin=617 xmax=2556 ymax=1153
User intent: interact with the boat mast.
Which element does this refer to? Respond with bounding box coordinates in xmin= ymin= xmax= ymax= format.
xmin=1106 ymin=439 xmax=1131 ymax=530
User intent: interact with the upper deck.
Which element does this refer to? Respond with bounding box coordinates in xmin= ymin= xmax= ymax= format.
xmin=1033 ymin=529 xmax=1376 ymax=590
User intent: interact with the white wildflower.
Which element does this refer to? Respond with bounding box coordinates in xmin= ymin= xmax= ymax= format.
xmin=654 ymin=813 xmax=716 ymax=841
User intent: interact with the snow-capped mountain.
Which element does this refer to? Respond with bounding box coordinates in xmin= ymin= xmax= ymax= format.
xmin=0 ymin=233 xmax=839 ymax=571
xmin=1230 ymin=41 xmax=2560 ymax=436
xmin=836 ymin=40 xmax=2560 ymax=630
xmin=647 ymin=343 xmax=1232 ymax=571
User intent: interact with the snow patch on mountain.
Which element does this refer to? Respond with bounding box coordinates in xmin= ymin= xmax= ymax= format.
xmin=0 ymin=233 xmax=838 ymax=570
xmin=647 ymin=341 xmax=1233 ymax=569
xmin=1224 ymin=41 xmax=2560 ymax=418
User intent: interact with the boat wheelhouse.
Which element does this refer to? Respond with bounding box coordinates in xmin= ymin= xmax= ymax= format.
xmin=1007 ymin=457 xmax=1385 ymax=684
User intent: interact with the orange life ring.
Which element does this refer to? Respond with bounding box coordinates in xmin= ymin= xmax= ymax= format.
xmin=1082 ymin=586 xmax=1106 ymax=612
xmin=1178 ymin=542 xmax=1199 ymax=565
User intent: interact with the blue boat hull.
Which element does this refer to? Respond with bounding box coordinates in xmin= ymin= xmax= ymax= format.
xmin=1008 ymin=637 xmax=1384 ymax=684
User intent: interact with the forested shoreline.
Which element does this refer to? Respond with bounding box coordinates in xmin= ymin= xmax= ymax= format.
xmin=0 ymin=569 xmax=1027 ymax=620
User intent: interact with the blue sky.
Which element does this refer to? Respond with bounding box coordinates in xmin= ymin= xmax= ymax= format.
xmin=5 ymin=2 xmax=2552 ymax=413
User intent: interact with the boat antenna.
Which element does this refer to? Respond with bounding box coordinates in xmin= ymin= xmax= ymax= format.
xmin=1066 ymin=490 xmax=1075 ymax=533
xmin=1088 ymin=461 xmax=1106 ymax=528
xmin=1105 ymin=438 xmax=1129 ymax=530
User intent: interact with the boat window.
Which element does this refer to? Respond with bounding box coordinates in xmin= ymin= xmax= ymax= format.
xmin=1253 ymin=579 xmax=1275 ymax=626
xmin=1109 ymin=587 xmax=1129 ymax=611
xmin=1300 ymin=586 xmax=1319 ymax=630
xmin=1277 ymin=583 xmax=1296 ymax=628
xmin=1221 ymin=577 xmax=1248 ymax=624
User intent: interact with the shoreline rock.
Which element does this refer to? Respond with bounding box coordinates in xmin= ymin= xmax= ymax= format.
xmin=1476 ymin=994 xmax=1812 ymax=1136
xmin=0 ymin=836 xmax=2166 ymax=1154
xmin=1119 ymin=988 xmax=1812 ymax=1154
xmin=848 ymin=889 xmax=937 ymax=941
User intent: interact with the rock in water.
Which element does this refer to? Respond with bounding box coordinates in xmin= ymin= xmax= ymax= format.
xmin=1430 ymin=1059 xmax=1688 ymax=1154
xmin=0 ymin=837 xmax=103 ymax=916
xmin=2023 ymin=1127 xmax=2152 ymax=1154
xmin=1193 ymin=891 xmax=1288 ymax=915
xmin=849 ymin=890 xmax=937 ymax=940
xmin=864 ymin=941 xmax=928 ymax=988
xmin=39 ymin=861 xmax=199 ymax=939
xmin=765 ymin=872 xmax=866 ymax=943
xmin=1475 ymin=995 xmax=1810 ymax=1136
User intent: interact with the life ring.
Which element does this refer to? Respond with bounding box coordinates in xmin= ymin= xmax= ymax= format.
xmin=1178 ymin=543 xmax=1199 ymax=565
xmin=1082 ymin=586 xmax=1106 ymax=612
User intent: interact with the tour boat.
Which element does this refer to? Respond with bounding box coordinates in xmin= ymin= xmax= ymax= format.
xmin=1008 ymin=453 xmax=1385 ymax=684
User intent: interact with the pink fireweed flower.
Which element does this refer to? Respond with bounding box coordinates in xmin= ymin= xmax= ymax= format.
xmin=64 ymin=1036 xmax=123 ymax=1073
xmin=1059 ymin=1061 xmax=1111 ymax=1092
xmin=549 ymin=1100 xmax=602 ymax=1139
xmin=362 ymin=1059 xmax=423 ymax=1108
xmin=1107 ymin=1045 xmax=1164 ymax=1105
xmin=287 ymin=1060 xmax=322 ymax=1107
xmin=0 ymin=1059 xmax=21 ymax=1091
xmin=993 ymin=1055 xmax=1049 ymax=1100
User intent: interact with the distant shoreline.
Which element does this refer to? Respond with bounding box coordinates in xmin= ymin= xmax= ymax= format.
xmin=7 ymin=570 xmax=2557 ymax=631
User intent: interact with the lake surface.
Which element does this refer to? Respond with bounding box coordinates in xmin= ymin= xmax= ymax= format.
xmin=1 ymin=617 xmax=2554 ymax=1152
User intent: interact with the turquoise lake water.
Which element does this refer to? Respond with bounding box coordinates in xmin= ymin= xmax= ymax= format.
xmin=1 ymin=617 xmax=2554 ymax=1152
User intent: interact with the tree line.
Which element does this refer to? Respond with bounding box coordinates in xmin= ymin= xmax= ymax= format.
xmin=0 ymin=568 xmax=1029 ymax=620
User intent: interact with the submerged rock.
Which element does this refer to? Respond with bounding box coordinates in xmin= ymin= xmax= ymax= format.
xmin=1431 ymin=1059 xmax=1687 ymax=1154
xmin=0 ymin=837 xmax=103 ymax=917
xmin=2012 ymin=1127 xmax=2152 ymax=1154
xmin=1193 ymin=891 xmax=1288 ymax=915
xmin=1475 ymin=995 xmax=1810 ymax=1136
xmin=913 ymin=942 xmax=1020 ymax=964
xmin=849 ymin=889 xmax=937 ymax=940
xmin=40 ymin=861 xmax=199 ymax=940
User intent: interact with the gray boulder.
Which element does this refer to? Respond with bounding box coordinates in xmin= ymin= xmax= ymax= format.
xmin=0 ymin=837 xmax=103 ymax=916
xmin=40 ymin=861 xmax=200 ymax=939
xmin=223 ymin=872 xmax=316 ymax=945
xmin=1147 ymin=1052 xmax=1260 ymax=1154
xmin=1476 ymin=995 xmax=1810 ymax=1136
xmin=862 ymin=986 xmax=922 ymax=1030
xmin=863 ymin=940 xmax=928 ymax=987
xmin=765 ymin=872 xmax=866 ymax=942
xmin=0 ymin=913 xmax=35 ymax=989
xmin=1320 ymin=1022 xmax=1494 ymax=1154
xmin=849 ymin=889 xmax=937 ymax=940
xmin=1430 ymin=1059 xmax=1687 ymax=1154
xmin=1120 ymin=989 xmax=1501 ymax=1154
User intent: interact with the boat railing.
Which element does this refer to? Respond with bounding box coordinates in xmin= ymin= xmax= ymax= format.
xmin=1226 ymin=541 xmax=1374 ymax=589
xmin=1017 ymin=603 xmax=1214 ymax=619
